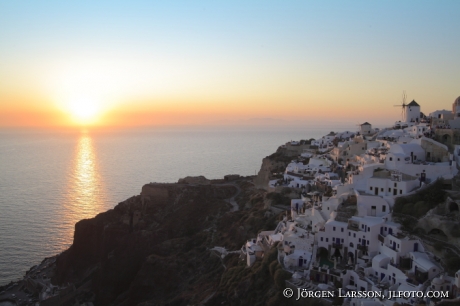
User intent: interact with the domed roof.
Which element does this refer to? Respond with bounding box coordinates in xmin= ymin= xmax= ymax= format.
xmin=454 ymin=96 xmax=460 ymax=105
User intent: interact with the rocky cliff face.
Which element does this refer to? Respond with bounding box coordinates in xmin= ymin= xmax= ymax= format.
xmin=51 ymin=179 xmax=286 ymax=305
xmin=254 ymin=143 xmax=310 ymax=188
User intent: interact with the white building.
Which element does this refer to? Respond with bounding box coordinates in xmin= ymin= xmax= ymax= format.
xmin=405 ymin=100 xmax=421 ymax=123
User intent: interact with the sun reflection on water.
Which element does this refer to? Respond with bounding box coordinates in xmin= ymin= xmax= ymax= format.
xmin=63 ymin=133 xmax=106 ymax=243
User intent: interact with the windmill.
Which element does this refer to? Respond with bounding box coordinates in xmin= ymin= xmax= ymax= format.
xmin=394 ymin=91 xmax=408 ymax=121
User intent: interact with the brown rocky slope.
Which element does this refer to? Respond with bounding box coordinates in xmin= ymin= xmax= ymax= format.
xmin=51 ymin=178 xmax=298 ymax=306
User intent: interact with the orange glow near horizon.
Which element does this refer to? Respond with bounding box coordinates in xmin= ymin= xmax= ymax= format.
xmin=0 ymin=96 xmax=405 ymax=128
xmin=0 ymin=49 xmax=457 ymax=128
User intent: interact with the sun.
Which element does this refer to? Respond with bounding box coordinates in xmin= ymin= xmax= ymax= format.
xmin=67 ymin=97 xmax=101 ymax=125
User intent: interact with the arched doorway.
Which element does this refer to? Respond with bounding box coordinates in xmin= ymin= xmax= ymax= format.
xmin=347 ymin=252 xmax=354 ymax=265
xmin=442 ymin=134 xmax=451 ymax=144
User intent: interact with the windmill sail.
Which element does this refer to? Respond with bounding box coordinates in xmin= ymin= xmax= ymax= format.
xmin=394 ymin=90 xmax=407 ymax=121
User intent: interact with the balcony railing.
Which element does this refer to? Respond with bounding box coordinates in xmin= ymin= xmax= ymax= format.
xmin=332 ymin=243 xmax=343 ymax=249
xmin=357 ymin=245 xmax=368 ymax=251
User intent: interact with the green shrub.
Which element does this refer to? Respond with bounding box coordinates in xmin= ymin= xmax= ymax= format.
xmin=274 ymin=269 xmax=292 ymax=289
xmin=401 ymin=202 xmax=414 ymax=215
xmin=414 ymin=201 xmax=430 ymax=217
xmin=394 ymin=179 xmax=446 ymax=215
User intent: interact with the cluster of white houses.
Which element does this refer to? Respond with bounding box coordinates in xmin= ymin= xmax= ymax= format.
xmin=242 ymin=97 xmax=460 ymax=305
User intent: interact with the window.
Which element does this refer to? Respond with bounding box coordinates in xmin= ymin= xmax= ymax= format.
xmin=382 ymin=206 xmax=386 ymax=212
xmin=370 ymin=186 xmax=373 ymax=190
xmin=333 ymin=227 xmax=336 ymax=231
xmin=321 ymin=237 xmax=323 ymax=241
xmin=348 ymin=232 xmax=350 ymax=236
xmin=353 ymin=233 xmax=356 ymax=238
xmin=381 ymin=188 xmax=383 ymax=192
xmin=394 ymin=183 xmax=397 ymax=187
xmin=400 ymin=190 xmax=403 ymax=194
xmin=350 ymin=242 xmax=354 ymax=247
xmin=397 ymin=158 xmax=400 ymax=161
xmin=359 ymin=238 xmax=361 ymax=242
xmin=341 ymin=228 xmax=344 ymax=232
xmin=389 ymin=157 xmax=393 ymax=161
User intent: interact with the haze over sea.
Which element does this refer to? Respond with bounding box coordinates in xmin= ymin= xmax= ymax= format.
xmin=0 ymin=123 xmax=357 ymax=285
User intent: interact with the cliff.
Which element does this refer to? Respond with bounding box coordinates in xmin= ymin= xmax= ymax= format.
xmin=49 ymin=178 xmax=290 ymax=305
xmin=254 ymin=143 xmax=310 ymax=188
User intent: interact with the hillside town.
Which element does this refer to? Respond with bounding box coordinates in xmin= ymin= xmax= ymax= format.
xmin=242 ymin=96 xmax=460 ymax=306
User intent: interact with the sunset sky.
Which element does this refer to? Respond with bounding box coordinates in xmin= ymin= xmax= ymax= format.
xmin=1 ymin=1 xmax=459 ymax=127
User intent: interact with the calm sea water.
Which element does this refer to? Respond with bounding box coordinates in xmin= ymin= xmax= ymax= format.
xmin=0 ymin=124 xmax=354 ymax=285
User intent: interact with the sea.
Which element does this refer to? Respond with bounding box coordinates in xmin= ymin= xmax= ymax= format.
xmin=0 ymin=124 xmax=356 ymax=285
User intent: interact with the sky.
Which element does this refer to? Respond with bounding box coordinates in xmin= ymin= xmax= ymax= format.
xmin=1 ymin=1 xmax=459 ymax=128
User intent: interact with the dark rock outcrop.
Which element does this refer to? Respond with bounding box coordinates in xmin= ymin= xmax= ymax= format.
xmin=51 ymin=179 xmax=285 ymax=305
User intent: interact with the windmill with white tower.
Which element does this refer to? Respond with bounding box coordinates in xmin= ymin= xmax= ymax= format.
xmin=394 ymin=91 xmax=420 ymax=128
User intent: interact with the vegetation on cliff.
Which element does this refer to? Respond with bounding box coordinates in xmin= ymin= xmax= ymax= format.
xmin=393 ymin=179 xmax=447 ymax=218
xmin=49 ymin=178 xmax=298 ymax=305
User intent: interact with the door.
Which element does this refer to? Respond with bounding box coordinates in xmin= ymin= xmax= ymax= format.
xmin=393 ymin=188 xmax=397 ymax=195
xmin=375 ymin=188 xmax=378 ymax=195
xmin=414 ymin=243 xmax=418 ymax=252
